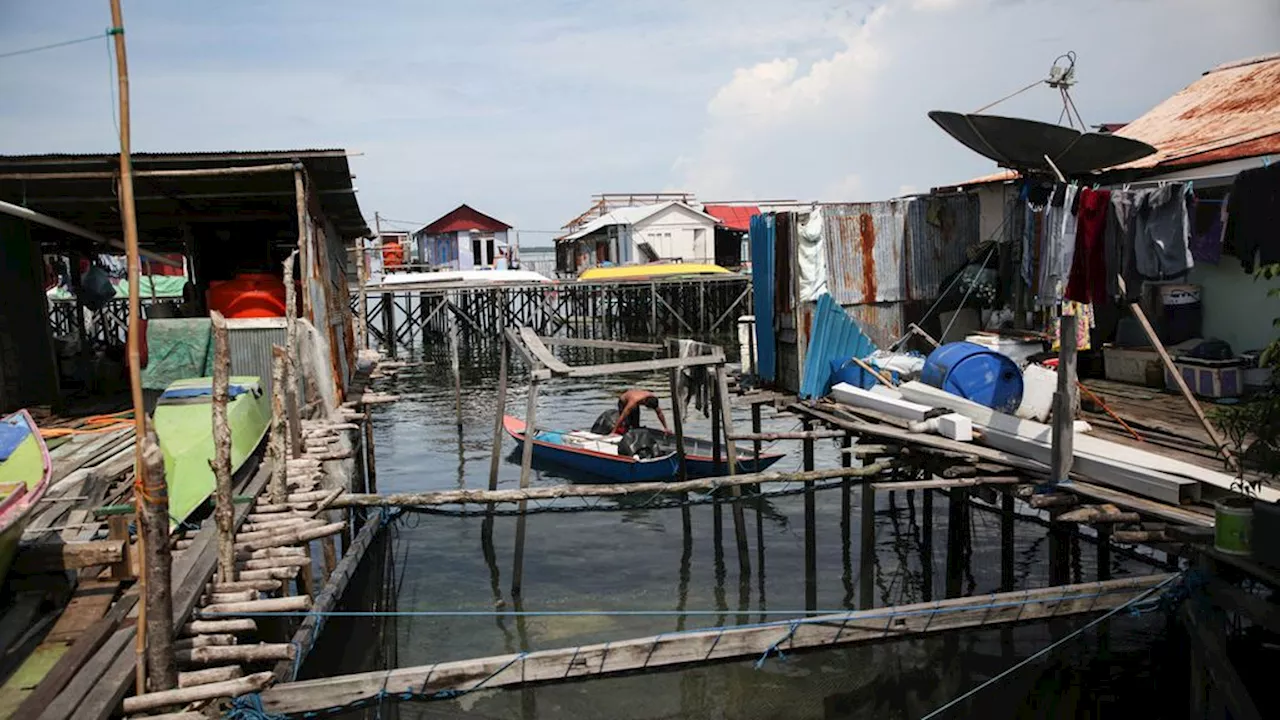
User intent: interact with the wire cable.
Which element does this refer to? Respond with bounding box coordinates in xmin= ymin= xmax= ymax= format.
xmin=0 ymin=28 xmax=117 ymax=61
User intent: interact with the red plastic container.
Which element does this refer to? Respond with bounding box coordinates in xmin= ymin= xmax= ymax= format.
xmin=206 ymin=273 xmax=287 ymax=318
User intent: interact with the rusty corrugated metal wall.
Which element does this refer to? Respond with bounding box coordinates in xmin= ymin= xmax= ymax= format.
xmin=823 ymin=201 xmax=910 ymax=305
xmin=905 ymin=194 xmax=980 ymax=301
xmin=299 ymin=173 xmax=356 ymax=402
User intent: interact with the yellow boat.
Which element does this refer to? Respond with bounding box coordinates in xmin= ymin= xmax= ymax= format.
xmin=577 ymin=263 xmax=731 ymax=282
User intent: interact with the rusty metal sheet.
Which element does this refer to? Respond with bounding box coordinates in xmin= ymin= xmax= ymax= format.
xmin=823 ymin=201 xmax=908 ymax=305
xmin=842 ymin=302 xmax=904 ymax=349
xmin=905 ymin=194 xmax=980 ymax=301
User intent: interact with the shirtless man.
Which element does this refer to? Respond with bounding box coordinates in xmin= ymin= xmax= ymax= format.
xmin=591 ymin=388 xmax=670 ymax=435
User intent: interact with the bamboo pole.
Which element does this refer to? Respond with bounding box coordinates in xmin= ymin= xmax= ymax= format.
xmin=139 ymin=427 xmax=177 ymax=691
xmin=209 ymin=311 xmax=236 ymax=584
xmin=122 ymin=672 xmax=274 ymax=715
xmin=356 ymin=239 xmax=369 ymax=350
xmin=1050 ymin=313 xmax=1078 ymax=486
xmin=269 ymin=345 xmax=288 ymax=504
xmin=107 ymin=0 xmax=154 ymax=694
xmin=282 ymin=248 xmax=302 ymax=458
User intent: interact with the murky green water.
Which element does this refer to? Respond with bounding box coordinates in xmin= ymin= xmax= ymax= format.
xmin=305 ymin=344 xmax=1184 ymax=719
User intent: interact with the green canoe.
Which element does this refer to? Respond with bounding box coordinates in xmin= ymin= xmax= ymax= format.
xmin=154 ymin=377 xmax=271 ymax=528
xmin=0 ymin=409 xmax=52 ymax=587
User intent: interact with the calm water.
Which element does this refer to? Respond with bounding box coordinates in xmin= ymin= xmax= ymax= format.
xmin=306 ymin=344 xmax=1183 ymax=719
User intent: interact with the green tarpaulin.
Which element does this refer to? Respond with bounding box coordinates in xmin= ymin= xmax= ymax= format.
xmin=46 ymin=276 xmax=186 ymax=301
xmin=140 ymin=318 xmax=213 ymax=391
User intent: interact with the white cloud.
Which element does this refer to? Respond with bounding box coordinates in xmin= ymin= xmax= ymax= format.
xmin=681 ymin=0 xmax=1280 ymax=203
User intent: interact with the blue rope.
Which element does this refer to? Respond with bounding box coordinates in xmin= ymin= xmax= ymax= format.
xmin=919 ymin=572 xmax=1184 ymax=719
xmin=226 ymin=692 xmax=290 ymax=720
xmin=754 ymin=620 xmax=800 ymax=668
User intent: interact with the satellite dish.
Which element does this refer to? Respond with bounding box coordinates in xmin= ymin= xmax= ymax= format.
xmin=928 ymin=111 xmax=1156 ymax=176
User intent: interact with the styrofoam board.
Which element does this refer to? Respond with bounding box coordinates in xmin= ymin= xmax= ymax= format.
xmin=831 ymin=382 xmax=932 ymax=422
xmin=899 ymin=381 xmax=1237 ymax=504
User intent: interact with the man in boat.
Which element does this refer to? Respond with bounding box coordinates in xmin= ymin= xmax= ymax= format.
xmin=591 ymin=389 xmax=670 ymax=436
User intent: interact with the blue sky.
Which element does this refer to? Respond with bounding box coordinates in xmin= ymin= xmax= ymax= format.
xmin=2 ymin=0 xmax=1278 ymax=246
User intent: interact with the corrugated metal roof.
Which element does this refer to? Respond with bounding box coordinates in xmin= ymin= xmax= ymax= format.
xmin=1111 ymin=53 xmax=1280 ymax=170
xmin=823 ymin=201 xmax=909 ymax=305
xmin=905 ymin=194 xmax=980 ymax=301
xmin=0 ymin=148 xmax=369 ymax=240
xmin=703 ymin=204 xmax=760 ymax=232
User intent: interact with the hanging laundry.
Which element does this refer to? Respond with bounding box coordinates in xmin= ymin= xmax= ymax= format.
xmin=1133 ymin=184 xmax=1193 ymax=279
xmin=1036 ymin=183 xmax=1079 ymax=306
xmin=1190 ymin=194 xmax=1228 ymax=265
xmin=1105 ymin=190 xmax=1141 ymax=303
xmin=1225 ymin=163 xmax=1280 ymax=273
xmin=1065 ymin=188 xmax=1111 ymax=305
xmin=1048 ymin=301 xmax=1094 ymax=351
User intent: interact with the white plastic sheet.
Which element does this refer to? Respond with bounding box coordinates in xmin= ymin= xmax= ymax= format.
xmin=797 ymin=207 xmax=828 ymax=302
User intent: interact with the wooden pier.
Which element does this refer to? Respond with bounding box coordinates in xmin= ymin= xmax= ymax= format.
xmin=351 ymin=273 xmax=752 ymax=357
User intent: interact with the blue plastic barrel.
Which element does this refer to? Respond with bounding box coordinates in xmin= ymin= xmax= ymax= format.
xmin=921 ymin=342 xmax=1024 ymax=413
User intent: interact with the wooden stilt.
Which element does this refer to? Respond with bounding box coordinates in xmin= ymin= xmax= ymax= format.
xmin=1097 ymin=525 xmax=1112 ymax=581
xmin=282 ymin=248 xmax=302 ymax=459
xmin=921 ymin=489 xmax=934 ymax=602
xmin=1000 ymin=492 xmax=1015 ymax=592
xmin=511 ymin=379 xmax=539 ymax=597
xmin=1050 ymin=313 xmax=1078 ymax=486
xmin=139 ymin=426 xmax=177 ymax=691
xmin=209 ymin=312 xmax=236 ymax=584
xmin=450 ymin=311 xmax=463 ymax=428
xmin=859 ymin=478 xmax=875 ymax=610
xmin=713 ymin=366 xmax=750 ymax=578
xmin=269 ymin=346 xmax=289 ymax=504
xmin=488 ymin=338 xmax=509 ymax=492
xmin=945 ymin=489 xmax=966 ymax=599
xmin=667 ymin=368 xmax=688 ymax=483
xmin=802 ymin=420 xmax=817 ymax=612
xmin=356 ymin=240 xmax=369 ymax=350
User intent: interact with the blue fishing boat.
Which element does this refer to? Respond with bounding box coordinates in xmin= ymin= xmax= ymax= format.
xmin=503 ymin=415 xmax=784 ymax=483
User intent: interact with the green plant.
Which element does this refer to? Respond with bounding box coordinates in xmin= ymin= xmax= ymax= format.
xmin=1257 ymin=262 xmax=1280 ymax=368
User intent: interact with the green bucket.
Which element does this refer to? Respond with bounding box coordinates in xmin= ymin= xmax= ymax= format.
xmin=1215 ymin=497 xmax=1253 ymax=555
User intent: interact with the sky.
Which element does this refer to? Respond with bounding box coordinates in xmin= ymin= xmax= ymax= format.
xmin=1 ymin=0 xmax=1278 ymax=246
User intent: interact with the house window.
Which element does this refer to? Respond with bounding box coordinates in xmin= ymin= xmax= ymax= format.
xmin=470 ymin=232 xmax=496 ymax=266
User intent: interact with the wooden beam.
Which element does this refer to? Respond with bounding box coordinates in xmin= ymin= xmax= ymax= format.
xmin=331 ymin=463 xmax=892 ymax=508
xmin=0 ymin=162 xmax=297 ymax=182
xmin=258 ymin=574 xmax=1177 ymax=715
xmin=871 ymin=476 xmax=1023 ymax=492
xmin=12 ymin=540 xmax=124 ymax=573
xmin=561 ymin=352 xmax=726 ymax=379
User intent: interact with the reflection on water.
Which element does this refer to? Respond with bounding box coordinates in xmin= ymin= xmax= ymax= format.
xmin=304 ymin=345 xmax=1183 ymax=719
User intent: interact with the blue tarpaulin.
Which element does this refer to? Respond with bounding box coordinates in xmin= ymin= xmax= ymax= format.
xmin=750 ymin=214 xmax=777 ymax=382
xmin=0 ymin=415 xmax=31 ymax=462
xmin=160 ymin=384 xmax=254 ymax=401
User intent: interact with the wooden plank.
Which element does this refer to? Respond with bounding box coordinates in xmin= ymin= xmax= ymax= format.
xmin=517 ymin=326 xmax=571 ymax=374
xmin=1066 ymin=481 xmax=1213 ymax=528
xmin=1205 ymin=579 xmax=1280 ymax=636
xmin=259 ymin=574 xmax=1177 ymax=715
xmin=47 ymin=464 xmax=272 ymax=720
xmin=561 ymin=351 xmax=726 ymax=379
xmin=536 ymin=336 xmax=663 ymax=352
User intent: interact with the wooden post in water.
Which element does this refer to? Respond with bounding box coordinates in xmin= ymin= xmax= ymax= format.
xmin=945 ymin=488 xmax=968 ymax=599
xmin=450 ymin=308 xmax=463 ymax=429
xmin=1000 ymin=491 xmax=1015 ymax=592
xmin=363 ymin=410 xmax=377 ymax=495
xmin=921 ymin=489 xmax=934 ymax=602
xmin=488 ymin=336 xmax=510 ymax=492
xmin=108 ymin=0 xmax=153 ymax=693
xmin=282 ymin=247 xmax=302 ymax=458
xmin=668 ymin=368 xmax=688 ymax=483
xmin=210 ymin=311 xmax=236 ymax=584
xmin=139 ymin=425 xmax=177 ymax=691
xmin=713 ymin=366 xmax=750 ymax=577
xmin=1050 ymin=313 xmax=1078 ymax=486
xmin=1097 ymin=525 xmax=1112 ymax=581
xmin=859 ymin=475 xmax=876 ymax=610
xmin=381 ymin=291 xmax=395 ymax=358
xmin=802 ymin=420 xmax=817 ymax=612
xmin=269 ymin=345 xmax=289 ymax=504
xmin=511 ymin=378 xmax=539 ymax=597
